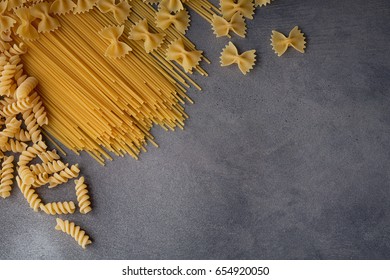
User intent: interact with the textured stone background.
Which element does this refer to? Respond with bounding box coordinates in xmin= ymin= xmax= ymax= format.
xmin=1 ymin=0 xmax=390 ymax=259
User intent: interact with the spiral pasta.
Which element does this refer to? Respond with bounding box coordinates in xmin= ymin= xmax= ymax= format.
xmin=14 ymin=128 xmax=31 ymax=142
xmin=23 ymin=108 xmax=42 ymax=143
xmin=40 ymin=201 xmax=76 ymax=215
xmin=18 ymin=165 xmax=36 ymax=185
xmin=2 ymin=97 xmax=32 ymax=116
xmin=0 ymin=117 xmax=21 ymax=147
xmin=0 ymin=63 xmax=16 ymax=96
xmin=30 ymin=160 xmax=68 ymax=175
xmin=15 ymin=76 xmax=38 ymax=100
xmin=0 ymin=155 xmax=14 ymax=198
xmin=16 ymin=176 xmax=42 ymax=212
xmin=32 ymin=172 xmax=50 ymax=188
xmin=29 ymin=91 xmax=49 ymax=126
xmin=49 ymin=165 xmax=80 ymax=188
xmin=18 ymin=141 xmax=47 ymax=166
xmin=55 ymin=218 xmax=92 ymax=249
xmin=39 ymin=150 xmax=61 ymax=163
xmin=75 ymin=176 xmax=92 ymax=214
xmin=1 ymin=139 xmax=28 ymax=153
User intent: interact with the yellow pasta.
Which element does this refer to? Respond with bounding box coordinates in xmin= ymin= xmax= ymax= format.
xmin=98 ymin=25 xmax=132 ymax=58
xmin=212 ymin=12 xmax=246 ymax=38
xmin=16 ymin=176 xmax=42 ymax=212
xmin=96 ymin=0 xmax=131 ymax=24
xmin=32 ymin=172 xmax=50 ymax=188
xmin=155 ymin=6 xmax=190 ymax=34
xmin=40 ymin=201 xmax=76 ymax=215
xmin=220 ymin=41 xmax=256 ymax=75
xmin=159 ymin=0 xmax=184 ymax=12
xmin=128 ymin=19 xmax=166 ymax=53
xmin=220 ymin=0 xmax=255 ymax=20
xmin=49 ymin=164 xmax=80 ymax=188
xmin=166 ymin=38 xmax=203 ymax=73
xmin=73 ymin=0 xmax=97 ymax=14
xmin=255 ymin=0 xmax=273 ymax=7
xmin=271 ymin=26 xmax=306 ymax=57
xmin=0 ymin=1 xmax=16 ymax=33
xmin=50 ymin=0 xmax=77 ymax=15
xmin=30 ymin=2 xmax=61 ymax=33
xmin=55 ymin=218 xmax=92 ymax=249
xmin=0 ymin=155 xmax=14 ymax=198
xmin=30 ymin=160 xmax=68 ymax=175
xmin=14 ymin=7 xmax=39 ymax=40
xmin=75 ymin=176 xmax=92 ymax=214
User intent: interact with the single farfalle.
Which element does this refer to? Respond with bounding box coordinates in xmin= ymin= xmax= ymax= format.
xmin=159 ymin=0 xmax=184 ymax=12
xmin=29 ymin=2 xmax=60 ymax=33
xmin=14 ymin=6 xmax=38 ymax=41
xmin=0 ymin=1 xmax=16 ymax=33
xmin=220 ymin=0 xmax=254 ymax=20
xmin=271 ymin=26 xmax=306 ymax=56
xmin=220 ymin=41 xmax=256 ymax=75
xmin=155 ymin=6 xmax=190 ymax=34
xmin=73 ymin=0 xmax=97 ymax=14
xmin=96 ymin=0 xmax=131 ymax=24
xmin=212 ymin=12 xmax=246 ymax=38
xmin=128 ymin=19 xmax=165 ymax=53
xmin=98 ymin=25 xmax=132 ymax=59
xmin=255 ymin=0 xmax=273 ymax=7
xmin=166 ymin=37 xmax=202 ymax=73
xmin=50 ymin=0 xmax=77 ymax=15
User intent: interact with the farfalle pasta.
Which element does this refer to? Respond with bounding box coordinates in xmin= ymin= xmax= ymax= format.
xmin=212 ymin=12 xmax=246 ymax=38
xmin=159 ymin=0 xmax=184 ymax=12
xmin=14 ymin=7 xmax=39 ymax=40
xmin=271 ymin=26 xmax=306 ymax=56
xmin=0 ymin=1 xmax=16 ymax=33
xmin=73 ymin=0 xmax=97 ymax=14
xmin=128 ymin=19 xmax=165 ymax=53
xmin=166 ymin=38 xmax=202 ymax=73
xmin=220 ymin=0 xmax=254 ymax=20
xmin=50 ymin=0 xmax=77 ymax=15
xmin=255 ymin=0 xmax=273 ymax=7
xmin=98 ymin=25 xmax=132 ymax=58
xmin=220 ymin=41 xmax=256 ymax=75
xmin=29 ymin=2 xmax=61 ymax=33
xmin=155 ymin=6 xmax=190 ymax=34
xmin=96 ymin=0 xmax=131 ymax=24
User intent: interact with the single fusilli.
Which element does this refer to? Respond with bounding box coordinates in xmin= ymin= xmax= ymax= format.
xmin=0 ymin=155 xmax=14 ymax=198
xmin=40 ymin=201 xmax=76 ymax=215
xmin=16 ymin=176 xmax=42 ymax=212
xmin=75 ymin=176 xmax=92 ymax=214
xmin=55 ymin=218 xmax=92 ymax=249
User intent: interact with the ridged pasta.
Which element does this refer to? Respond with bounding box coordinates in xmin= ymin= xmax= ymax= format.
xmin=75 ymin=176 xmax=92 ymax=214
xmin=2 ymin=98 xmax=32 ymax=116
xmin=18 ymin=141 xmax=47 ymax=166
xmin=16 ymin=176 xmax=42 ymax=212
xmin=98 ymin=25 xmax=132 ymax=59
xmin=96 ymin=0 xmax=131 ymax=24
xmin=22 ymin=108 xmax=42 ymax=143
xmin=0 ymin=1 xmax=17 ymax=33
xmin=38 ymin=150 xmax=61 ymax=163
xmin=18 ymin=165 xmax=36 ymax=185
xmin=30 ymin=160 xmax=68 ymax=175
xmin=29 ymin=91 xmax=49 ymax=126
xmin=220 ymin=41 xmax=256 ymax=75
xmin=55 ymin=218 xmax=92 ymax=249
xmin=32 ymin=172 xmax=50 ymax=188
xmin=30 ymin=2 xmax=61 ymax=33
xmin=73 ymin=0 xmax=97 ymax=14
xmin=128 ymin=19 xmax=165 ymax=53
xmin=40 ymin=201 xmax=76 ymax=215
xmin=49 ymin=164 xmax=80 ymax=188
xmin=220 ymin=0 xmax=255 ymax=20
xmin=166 ymin=38 xmax=202 ymax=73
xmin=0 ymin=155 xmax=14 ymax=198
xmin=0 ymin=117 xmax=21 ymax=147
xmin=159 ymin=0 xmax=184 ymax=12
xmin=271 ymin=26 xmax=306 ymax=57
xmin=14 ymin=128 xmax=31 ymax=142
xmin=255 ymin=0 xmax=273 ymax=7
xmin=0 ymin=63 xmax=16 ymax=96
xmin=15 ymin=76 xmax=38 ymax=100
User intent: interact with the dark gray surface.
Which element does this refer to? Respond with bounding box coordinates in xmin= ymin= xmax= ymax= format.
xmin=1 ymin=0 xmax=390 ymax=259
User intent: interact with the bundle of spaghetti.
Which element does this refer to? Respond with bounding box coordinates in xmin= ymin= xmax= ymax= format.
xmin=13 ymin=6 xmax=211 ymax=163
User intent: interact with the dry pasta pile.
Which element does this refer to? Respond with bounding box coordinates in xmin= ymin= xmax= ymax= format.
xmin=0 ymin=0 xmax=307 ymax=249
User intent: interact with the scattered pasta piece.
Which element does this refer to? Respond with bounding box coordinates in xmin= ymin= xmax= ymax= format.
xmin=0 ymin=155 xmax=14 ymax=198
xmin=220 ymin=0 xmax=254 ymax=20
xmin=255 ymin=0 xmax=273 ymax=7
xmin=73 ymin=0 xmax=97 ymax=14
xmin=48 ymin=164 xmax=80 ymax=188
xmin=0 ymin=1 xmax=16 ymax=33
xmin=128 ymin=19 xmax=165 ymax=53
xmin=55 ymin=218 xmax=92 ymax=249
xmin=220 ymin=41 xmax=256 ymax=75
xmin=96 ymin=0 xmax=131 ymax=24
xmin=155 ymin=6 xmax=190 ymax=34
xmin=16 ymin=176 xmax=42 ymax=212
xmin=271 ymin=26 xmax=306 ymax=56
xmin=212 ymin=12 xmax=246 ymax=38
xmin=159 ymin=0 xmax=184 ymax=12
xmin=75 ymin=176 xmax=92 ymax=214
xmin=40 ymin=201 xmax=76 ymax=215
xmin=166 ymin=38 xmax=202 ymax=73
xmin=30 ymin=2 xmax=61 ymax=33
xmin=14 ymin=7 xmax=39 ymax=40
xmin=98 ymin=25 xmax=132 ymax=59
xmin=50 ymin=0 xmax=77 ymax=15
